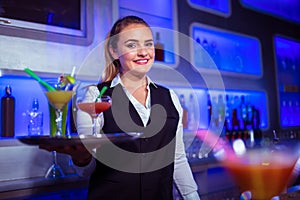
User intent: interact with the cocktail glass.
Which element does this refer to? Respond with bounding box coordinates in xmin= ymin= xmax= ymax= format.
xmin=42 ymin=80 xmax=75 ymax=179
xmin=45 ymin=150 xmax=65 ymax=179
xmin=197 ymin=130 xmax=300 ymax=200
xmin=217 ymin=139 xmax=299 ymax=200
xmin=45 ymin=89 xmax=73 ymax=137
xmin=76 ymin=86 xmax=111 ymax=136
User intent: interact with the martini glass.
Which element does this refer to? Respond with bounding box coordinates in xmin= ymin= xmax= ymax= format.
xmin=76 ymin=85 xmax=111 ymax=136
xmin=217 ymin=138 xmax=299 ymax=200
xmin=197 ymin=130 xmax=300 ymax=200
xmin=43 ymin=81 xmax=75 ymax=179
xmin=45 ymin=89 xmax=73 ymax=137
xmin=77 ymin=95 xmax=111 ymax=136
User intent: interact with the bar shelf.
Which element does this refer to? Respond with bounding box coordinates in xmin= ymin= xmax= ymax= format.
xmin=190 ymin=23 xmax=263 ymax=78
xmin=187 ymin=0 xmax=231 ymax=17
xmin=274 ymin=35 xmax=300 ymax=128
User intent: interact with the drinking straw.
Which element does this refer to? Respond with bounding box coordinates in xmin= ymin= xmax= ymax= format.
xmin=95 ymin=86 xmax=108 ymax=102
xmin=24 ymin=68 xmax=56 ymax=91
xmin=64 ymin=66 xmax=76 ymax=91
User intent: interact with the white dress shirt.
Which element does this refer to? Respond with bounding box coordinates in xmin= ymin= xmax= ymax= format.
xmin=75 ymin=75 xmax=200 ymax=200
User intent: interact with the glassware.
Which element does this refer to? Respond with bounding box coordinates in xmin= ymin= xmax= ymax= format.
xmin=45 ymin=151 xmax=65 ymax=179
xmin=76 ymin=86 xmax=111 ymax=136
xmin=42 ymin=79 xmax=75 ymax=179
xmin=196 ymin=129 xmax=300 ymax=200
xmin=213 ymin=135 xmax=300 ymax=200
xmin=45 ymin=89 xmax=73 ymax=137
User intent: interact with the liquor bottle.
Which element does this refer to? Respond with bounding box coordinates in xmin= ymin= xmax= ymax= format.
xmin=252 ymin=107 xmax=260 ymax=130
xmin=233 ymin=42 xmax=244 ymax=72
xmin=154 ymin=32 xmax=164 ymax=61
xmin=28 ymin=98 xmax=43 ymax=136
xmin=211 ymin=95 xmax=219 ymax=128
xmin=239 ymin=95 xmax=247 ymax=130
xmin=201 ymin=38 xmax=212 ymax=68
xmin=224 ymin=95 xmax=232 ymax=131
xmin=210 ymin=41 xmax=220 ymax=68
xmin=188 ymin=93 xmax=198 ymax=131
xmin=202 ymin=38 xmax=210 ymax=54
xmin=1 ymin=85 xmax=15 ymax=137
xmin=179 ymin=94 xmax=188 ymax=129
xmin=231 ymin=108 xmax=240 ymax=131
xmin=217 ymin=94 xmax=225 ymax=128
xmin=207 ymin=94 xmax=212 ymax=128
xmin=246 ymin=101 xmax=253 ymax=130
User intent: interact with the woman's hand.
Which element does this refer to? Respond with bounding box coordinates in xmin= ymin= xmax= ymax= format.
xmin=39 ymin=144 xmax=94 ymax=167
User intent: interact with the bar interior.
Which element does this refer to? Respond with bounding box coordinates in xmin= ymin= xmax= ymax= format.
xmin=0 ymin=0 xmax=300 ymax=199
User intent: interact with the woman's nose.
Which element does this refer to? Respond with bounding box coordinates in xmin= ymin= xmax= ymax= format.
xmin=137 ymin=47 xmax=148 ymax=56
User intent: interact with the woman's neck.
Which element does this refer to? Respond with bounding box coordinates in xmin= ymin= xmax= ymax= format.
xmin=120 ymin=73 xmax=148 ymax=106
xmin=120 ymin=73 xmax=147 ymax=92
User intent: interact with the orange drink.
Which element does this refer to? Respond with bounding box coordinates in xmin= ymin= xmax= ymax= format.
xmin=222 ymin=149 xmax=298 ymax=200
xmin=46 ymin=91 xmax=73 ymax=110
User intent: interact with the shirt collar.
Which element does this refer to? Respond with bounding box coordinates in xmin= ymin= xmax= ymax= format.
xmin=110 ymin=74 xmax=158 ymax=88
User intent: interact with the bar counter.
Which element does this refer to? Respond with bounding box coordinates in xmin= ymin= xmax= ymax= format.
xmin=1 ymin=138 xmax=300 ymax=199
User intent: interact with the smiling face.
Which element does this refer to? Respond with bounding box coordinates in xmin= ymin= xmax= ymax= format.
xmin=109 ymin=23 xmax=155 ymax=78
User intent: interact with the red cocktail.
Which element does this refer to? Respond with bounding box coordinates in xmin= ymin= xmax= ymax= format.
xmin=77 ymin=102 xmax=111 ymax=118
xmin=77 ymin=94 xmax=111 ymax=136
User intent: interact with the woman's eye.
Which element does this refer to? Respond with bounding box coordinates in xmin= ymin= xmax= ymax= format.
xmin=126 ymin=43 xmax=136 ymax=48
xmin=145 ymin=42 xmax=154 ymax=47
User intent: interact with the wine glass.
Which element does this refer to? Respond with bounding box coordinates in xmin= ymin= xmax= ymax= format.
xmin=76 ymin=86 xmax=112 ymax=136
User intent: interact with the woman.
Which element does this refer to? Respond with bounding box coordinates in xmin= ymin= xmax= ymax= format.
xmin=47 ymin=16 xmax=200 ymax=200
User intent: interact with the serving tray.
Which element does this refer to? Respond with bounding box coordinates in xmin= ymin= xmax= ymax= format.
xmin=17 ymin=133 xmax=140 ymax=147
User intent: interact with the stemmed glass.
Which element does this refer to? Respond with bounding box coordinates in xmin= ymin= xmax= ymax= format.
xmin=45 ymin=88 xmax=73 ymax=137
xmin=196 ymin=129 xmax=300 ymax=200
xmin=76 ymin=86 xmax=111 ymax=136
xmin=213 ymin=135 xmax=299 ymax=199
xmin=43 ymin=80 xmax=75 ymax=179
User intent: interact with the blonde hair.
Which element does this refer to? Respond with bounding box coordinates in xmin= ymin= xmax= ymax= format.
xmin=101 ymin=16 xmax=150 ymax=82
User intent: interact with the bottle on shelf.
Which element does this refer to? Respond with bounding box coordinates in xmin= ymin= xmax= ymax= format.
xmin=28 ymin=98 xmax=43 ymax=136
xmin=1 ymin=85 xmax=15 ymax=138
xmin=211 ymin=95 xmax=219 ymax=128
xmin=187 ymin=93 xmax=198 ymax=131
xmin=207 ymin=93 xmax=212 ymax=128
xmin=201 ymin=38 xmax=212 ymax=68
xmin=224 ymin=94 xmax=232 ymax=131
xmin=202 ymin=38 xmax=210 ymax=54
xmin=233 ymin=42 xmax=244 ymax=72
xmin=217 ymin=94 xmax=225 ymax=129
xmin=179 ymin=94 xmax=188 ymax=129
xmin=231 ymin=108 xmax=240 ymax=142
xmin=239 ymin=95 xmax=247 ymax=130
xmin=154 ymin=32 xmax=164 ymax=62
xmin=210 ymin=41 xmax=221 ymax=68
xmin=246 ymin=100 xmax=254 ymax=130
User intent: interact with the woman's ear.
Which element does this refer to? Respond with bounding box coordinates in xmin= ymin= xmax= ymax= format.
xmin=109 ymin=45 xmax=119 ymax=60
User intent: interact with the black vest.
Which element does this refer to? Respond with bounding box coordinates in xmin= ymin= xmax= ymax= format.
xmin=87 ymin=82 xmax=179 ymax=200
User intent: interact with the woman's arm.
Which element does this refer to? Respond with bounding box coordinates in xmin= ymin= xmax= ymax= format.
xmin=170 ymin=90 xmax=201 ymax=200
